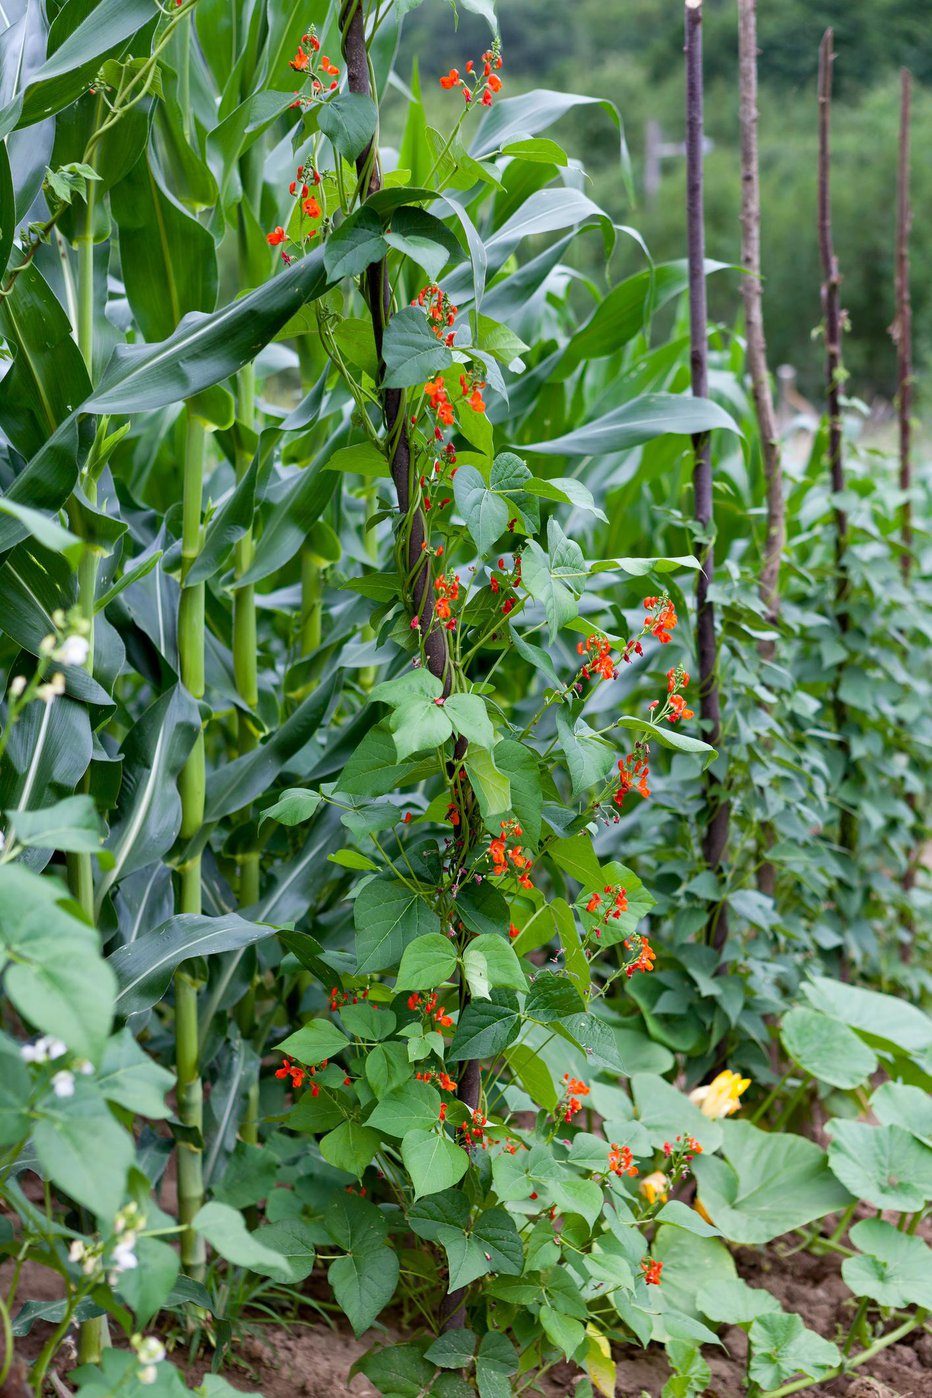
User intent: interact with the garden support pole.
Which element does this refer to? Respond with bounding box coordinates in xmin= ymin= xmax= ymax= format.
xmin=893 ymin=68 xmax=919 ymax=954
xmin=738 ymin=0 xmax=784 ymax=900
xmin=340 ymin=0 xmax=477 ymax=1329
xmin=894 ymin=68 xmax=913 ymax=583
xmin=817 ymin=31 xmax=857 ymax=863
xmin=738 ymin=0 xmax=784 ymax=651
xmin=685 ymin=0 xmax=729 ymax=950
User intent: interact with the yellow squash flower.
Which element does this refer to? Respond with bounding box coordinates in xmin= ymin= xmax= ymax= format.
xmin=639 ymin=1171 xmax=669 ymax=1206
xmin=694 ymin=1198 xmax=715 ymax=1226
xmin=688 ymin=1069 xmax=751 ymax=1120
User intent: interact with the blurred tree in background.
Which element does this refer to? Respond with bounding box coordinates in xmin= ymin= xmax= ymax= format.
xmin=398 ymin=0 xmax=931 ymax=399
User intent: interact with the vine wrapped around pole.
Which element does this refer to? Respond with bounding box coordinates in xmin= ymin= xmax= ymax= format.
xmin=893 ymin=67 xmax=918 ymax=954
xmin=817 ymin=29 xmax=857 ymax=863
xmin=738 ymin=0 xmax=784 ymax=900
xmin=893 ymin=67 xmax=913 ymax=582
xmin=817 ymin=30 xmax=847 ymax=621
xmin=339 ymin=2 xmax=479 ymax=1137
xmin=685 ymin=0 xmax=729 ymax=950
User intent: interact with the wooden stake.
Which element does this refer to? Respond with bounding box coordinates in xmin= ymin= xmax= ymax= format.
xmin=894 ymin=67 xmax=913 ymax=580
xmin=686 ymin=0 xmax=729 ymax=950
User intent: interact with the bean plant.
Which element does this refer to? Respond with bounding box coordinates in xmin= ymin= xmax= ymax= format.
xmin=0 ymin=2 xmax=929 ymax=1397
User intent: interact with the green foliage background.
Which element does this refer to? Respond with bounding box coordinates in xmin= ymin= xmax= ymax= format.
xmin=404 ymin=0 xmax=932 ymax=397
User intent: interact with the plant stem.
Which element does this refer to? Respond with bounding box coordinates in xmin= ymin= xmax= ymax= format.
xmin=233 ymin=366 xmax=260 ymax=909
xmin=76 ymin=1314 xmax=109 ymax=1365
xmin=300 ymin=549 xmax=323 ymax=655
xmin=761 ymin=1310 xmax=924 ymax=1398
xmin=827 ymin=1200 xmax=857 ymax=1245
xmin=176 ymin=410 xmax=207 ymax=1279
xmin=773 ymin=1074 xmax=811 ymax=1132
xmin=71 ymin=182 xmax=111 ymax=1360
xmin=685 ymin=0 xmax=729 ymax=952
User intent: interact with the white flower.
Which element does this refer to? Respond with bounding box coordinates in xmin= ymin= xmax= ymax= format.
xmin=68 ymin=1240 xmax=87 ymax=1263
xmin=52 ymin=1070 xmax=76 ymax=1098
xmin=37 ymin=672 xmax=66 ymax=704
xmin=21 ymin=1035 xmax=68 ymax=1064
xmin=135 ymin=1338 xmax=166 ymax=1366
xmin=111 ymin=1236 xmax=138 ymax=1273
xmin=9 ymin=675 xmax=26 ymax=697
xmin=115 ymin=1203 xmax=145 ymax=1234
xmin=55 ymin=635 xmax=90 ymax=668
xmin=138 ymin=1368 xmax=158 ymax=1386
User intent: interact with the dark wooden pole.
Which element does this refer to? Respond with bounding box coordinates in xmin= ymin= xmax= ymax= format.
xmin=738 ymin=0 xmax=784 ymax=899
xmin=738 ymin=0 xmax=784 ymax=647
xmin=340 ymin=0 xmax=478 ymax=1330
xmin=817 ymin=30 xmax=857 ymax=867
xmin=893 ymin=68 xmax=918 ymax=956
xmin=894 ymin=67 xmax=913 ymax=581
xmin=685 ymin=0 xmax=729 ymax=950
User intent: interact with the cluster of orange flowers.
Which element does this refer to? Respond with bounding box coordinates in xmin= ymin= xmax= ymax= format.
xmin=285 ymin=29 xmax=343 ymax=113
xmin=439 ymin=46 xmax=504 ymax=106
xmin=275 ymin=1056 xmax=306 ymax=1089
xmin=266 ymin=162 xmax=324 ymax=258
xmin=488 ymin=819 xmax=532 ymax=888
xmin=413 ymin=283 xmax=458 ymax=348
xmin=424 ymin=374 xmax=455 ymax=429
xmin=406 ymin=991 xmax=453 ymax=1028
xmin=625 ymin=937 xmax=657 ymax=978
xmin=328 ymin=986 xmax=369 ymax=1011
xmin=665 ymin=665 xmax=695 ymax=723
xmin=413 ymin=571 xmax=460 ymax=641
xmin=577 ymin=633 xmax=616 ymax=682
xmin=433 ymin=572 xmax=460 ymax=622
xmin=585 ymin=882 xmax=629 ymax=924
xmin=608 ymin=1142 xmax=638 ymax=1178
xmin=275 ymin=1054 xmax=330 ymax=1098
xmin=458 ymin=1109 xmax=489 ymax=1149
xmin=560 ymin=1073 xmax=590 ymax=1122
xmin=662 ymin=1134 xmax=703 ymax=1163
xmin=641 ymin=1257 xmax=663 ymax=1286
xmin=615 ymin=746 xmax=651 ymax=805
xmin=415 ymin=1068 xmax=457 ymax=1092
xmin=508 ymin=920 xmax=521 ymax=940
xmin=458 ymin=372 xmax=486 ymax=414
xmin=489 ymin=553 xmax=521 ymax=617
xmin=643 ymin=595 xmax=678 ymax=645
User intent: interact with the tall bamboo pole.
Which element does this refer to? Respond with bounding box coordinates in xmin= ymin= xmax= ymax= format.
xmin=685 ymin=0 xmax=729 ymax=951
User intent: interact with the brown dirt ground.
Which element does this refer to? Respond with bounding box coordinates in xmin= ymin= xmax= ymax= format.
xmin=3 ymin=1222 xmax=931 ymax=1398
